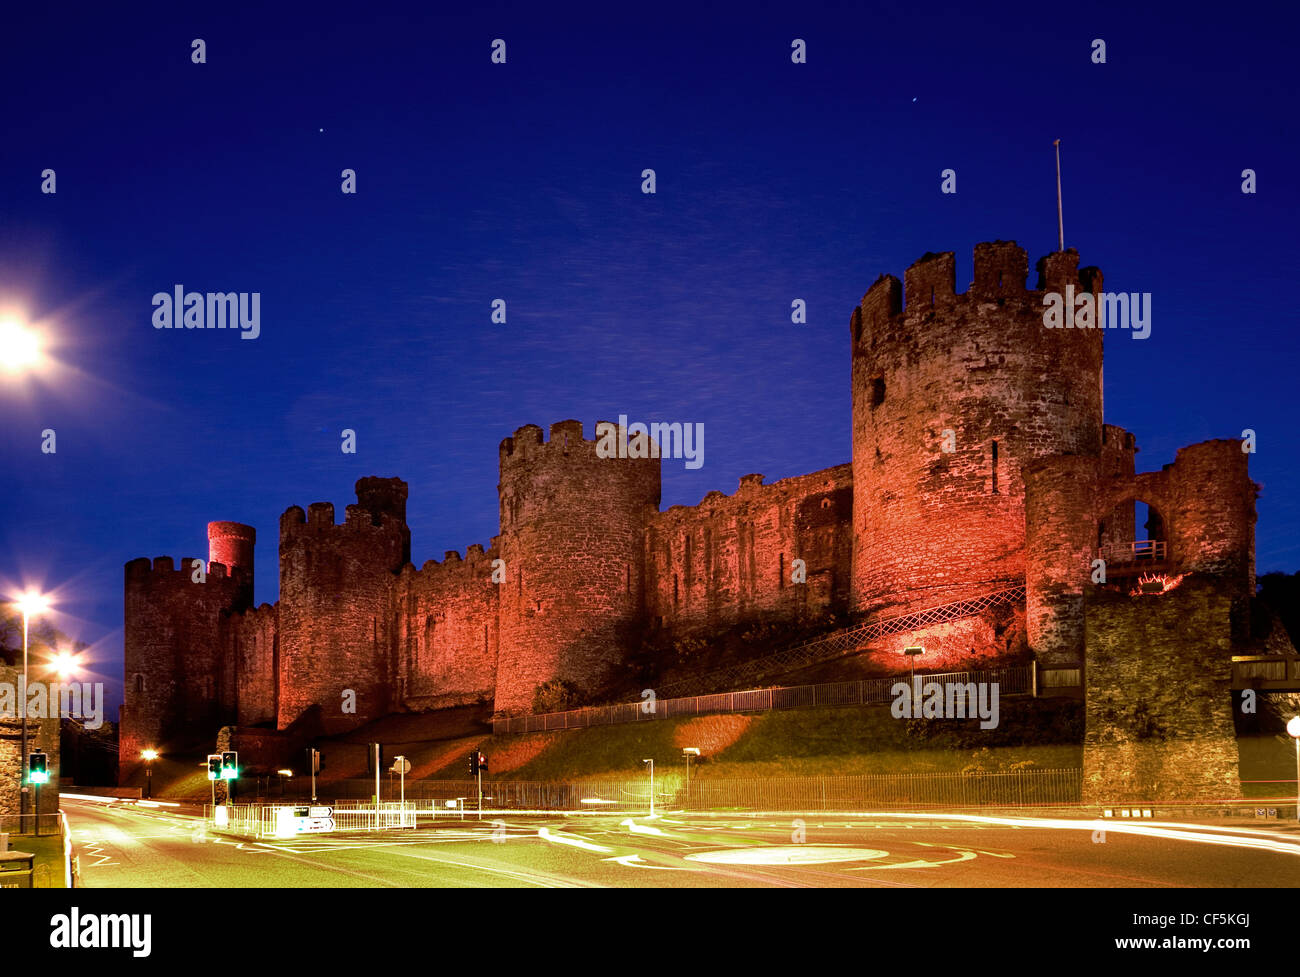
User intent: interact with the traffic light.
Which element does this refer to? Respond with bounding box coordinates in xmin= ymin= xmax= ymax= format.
xmin=28 ymin=752 xmax=49 ymax=785
xmin=366 ymin=743 xmax=385 ymax=775
xmin=220 ymin=751 xmax=238 ymax=780
xmin=207 ymin=755 xmax=221 ymax=780
xmin=308 ymin=748 xmax=322 ymax=775
xmin=477 ymin=752 xmax=488 ymax=773
xmin=468 ymin=752 xmax=478 ymax=777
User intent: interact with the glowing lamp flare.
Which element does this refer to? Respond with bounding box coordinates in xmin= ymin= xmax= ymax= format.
xmin=1131 ymin=572 xmax=1185 ymax=596
xmin=50 ymin=650 xmax=80 ymax=678
xmin=13 ymin=591 xmax=52 ymax=617
xmin=141 ymin=749 xmax=159 ymax=761
xmin=0 ymin=319 xmax=42 ymax=372
xmin=1287 ymin=717 xmax=1300 ymax=739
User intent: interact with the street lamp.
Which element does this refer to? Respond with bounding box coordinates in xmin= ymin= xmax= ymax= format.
xmin=48 ymin=648 xmax=81 ymax=680
xmin=1287 ymin=717 xmax=1300 ymax=823
xmin=903 ymin=645 xmax=925 ymax=691
xmin=682 ymin=748 xmax=700 ymax=808
xmin=642 ymin=758 xmax=655 ymax=817
xmin=12 ymin=591 xmax=51 ymax=832
xmin=141 ymin=749 xmax=159 ymax=799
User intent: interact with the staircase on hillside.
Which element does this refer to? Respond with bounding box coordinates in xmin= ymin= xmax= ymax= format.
xmin=655 ymin=583 xmax=1027 ymax=698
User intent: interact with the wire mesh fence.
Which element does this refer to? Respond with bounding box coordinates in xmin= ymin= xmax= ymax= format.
xmin=656 ymin=583 xmax=1027 ymax=698
xmin=683 ymin=768 xmax=1082 ymax=811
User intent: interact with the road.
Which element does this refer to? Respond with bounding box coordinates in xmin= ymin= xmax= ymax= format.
xmin=63 ymin=798 xmax=1300 ymax=888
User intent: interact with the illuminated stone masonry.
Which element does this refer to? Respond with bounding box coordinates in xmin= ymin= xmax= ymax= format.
xmin=120 ymin=242 xmax=1261 ymax=801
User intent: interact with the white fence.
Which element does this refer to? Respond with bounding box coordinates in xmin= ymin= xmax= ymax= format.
xmin=207 ymin=801 xmax=417 ymax=839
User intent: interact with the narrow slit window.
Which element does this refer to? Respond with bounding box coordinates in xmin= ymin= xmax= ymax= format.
xmin=991 ymin=440 xmax=999 ymax=494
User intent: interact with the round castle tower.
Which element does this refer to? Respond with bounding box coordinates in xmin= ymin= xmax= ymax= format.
xmin=494 ymin=420 xmax=661 ymax=714
xmin=208 ymin=521 xmax=255 ymax=606
xmin=850 ymin=243 xmax=1105 ymax=617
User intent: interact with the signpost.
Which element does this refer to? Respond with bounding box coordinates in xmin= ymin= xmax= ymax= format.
xmin=392 ymin=756 xmax=411 ymax=809
xmin=371 ymin=743 xmax=382 ymax=829
xmin=307 ymin=748 xmax=321 ymax=803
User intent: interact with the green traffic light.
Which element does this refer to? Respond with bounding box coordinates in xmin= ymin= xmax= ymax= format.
xmin=28 ymin=770 xmax=48 ymax=785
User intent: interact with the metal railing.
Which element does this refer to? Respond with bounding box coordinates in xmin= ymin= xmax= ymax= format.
xmin=493 ymin=663 xmax=1034 ymax=734
xmin=1231 ymin=653 xmax=1300 ymax=690
xmin=1097 ymin=540 xmax=1167 ymax=564
xmin=320 ymin=770 xmax=1081 ymax=813
xmin=0 ymin=813 xmax=63 ymax=838
xmin=295 ymin=779 xmax=664 ymax=811
xmin=215 ymin=768 xmax=1081 ymax=816
xmin=682 ymin=768 xmax=1082 ymax=811
xmin=655 ymin=583 xmax=1027 ymax=698
xmin=206 ymin=801 xmax=417 ymax=838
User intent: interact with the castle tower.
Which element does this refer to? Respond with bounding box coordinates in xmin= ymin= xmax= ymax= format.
xmin=276 ymin=477 xmax=409 ymax=733
xmin=119 ymin=542 xmax=252 ymax=784
xmin=494 ymin=420 xmax=661 ymax=714
xmin=850 ymin=242 xmax=1105 ymax=617
xmin=208 ymin=521 xmax=255 ymax=608
xmin=1022 ymin=453 xmax=1101 ymax=667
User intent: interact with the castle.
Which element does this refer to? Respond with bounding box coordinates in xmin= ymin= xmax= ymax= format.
xmin=119 ymin=242 xmax=1262 ymax=801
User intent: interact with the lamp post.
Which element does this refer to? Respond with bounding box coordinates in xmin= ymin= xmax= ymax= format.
xmin=682 ymin=748 xmax=700 ymax=809
xmin=903 ymin=645 xmax=924 ymax=700
xmin=141 ymin=750 xmax=158 ymax=800
xmin=643 ymin=758 xmax=655 ymax=817
xmin=13 ymin=592 xmax=51 ymax=833
xmin=1287 ymin=717 xmax=1300 ymax=823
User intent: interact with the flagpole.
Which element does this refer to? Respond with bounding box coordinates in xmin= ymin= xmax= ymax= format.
xmin=1054 ymin=139 xmax=1064 ymax=251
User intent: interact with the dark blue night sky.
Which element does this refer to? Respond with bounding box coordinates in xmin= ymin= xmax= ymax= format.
xmin=3 ymin=2 xmax=1297 ymax=714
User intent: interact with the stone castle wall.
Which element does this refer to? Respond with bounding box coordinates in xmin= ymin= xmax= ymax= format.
xmin=1083 ymin=577 xmax=1241 ymax=802
xmin=645 ymin=465 xmax=853 ymax=633
xmin=394 ymin=543 xmax=500 ymax=711
xmin=0 ymin=665 xmax=61 ymax=819
xmin=119 ymin=240 xmax=1261 ymax=805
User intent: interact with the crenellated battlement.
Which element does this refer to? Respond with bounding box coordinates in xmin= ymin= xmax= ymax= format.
xmin=400 ymin=541 xmax=499 ymax=580
xmin=852 ymin=242 xmax=1105 ymax=351
xmin=655 ymin=463 xmax=853 ymax=520
xmin=125 ymin=555 xmax=250 ymax=589
xmin=280 ymin=479 xmax=410 ymax=541
xmin=498 ymin=419 xmax=663 ymax=468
